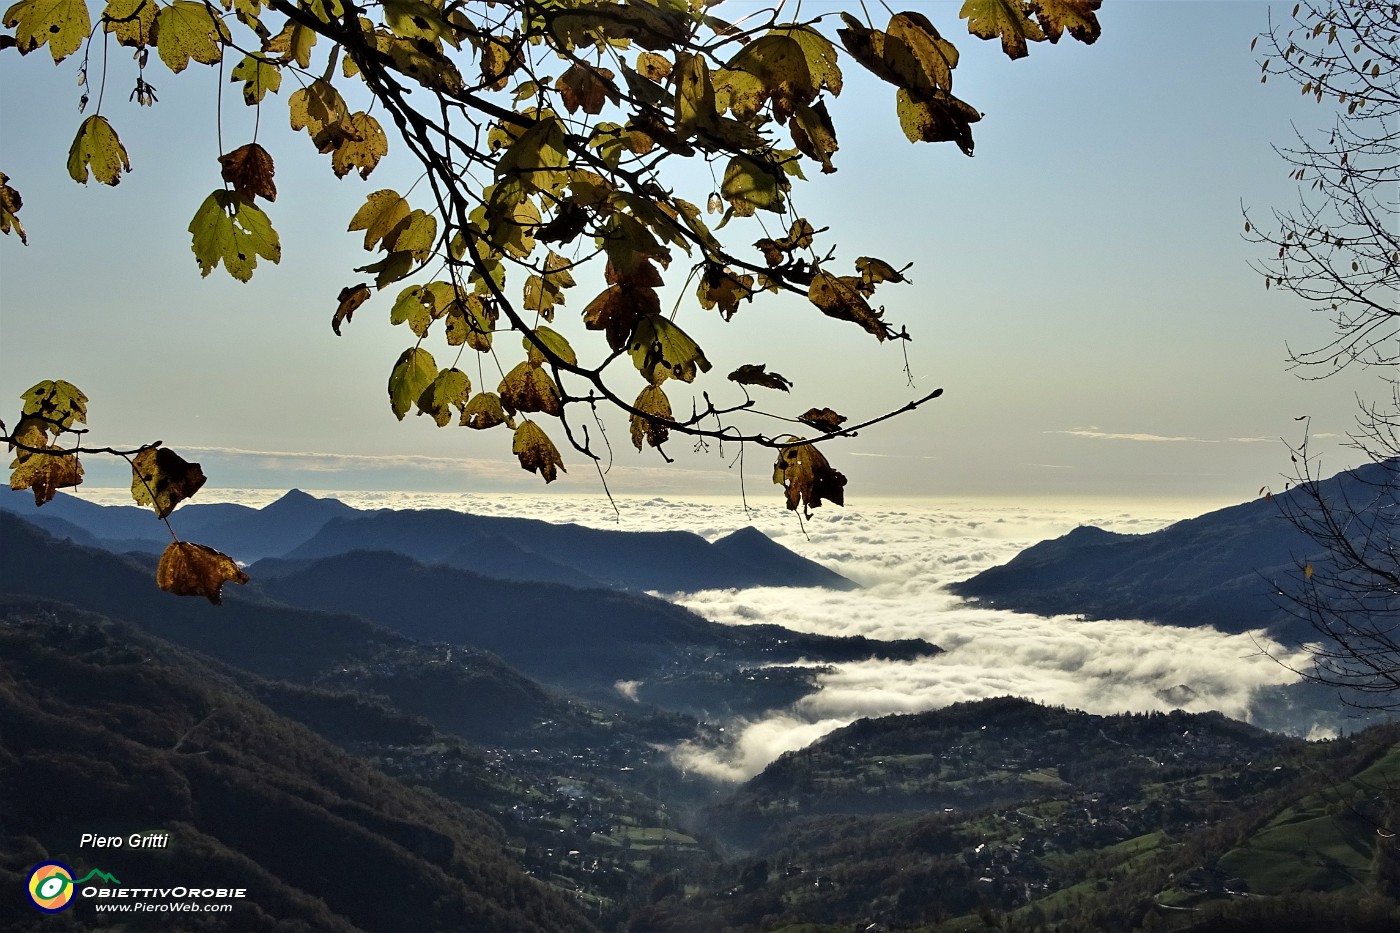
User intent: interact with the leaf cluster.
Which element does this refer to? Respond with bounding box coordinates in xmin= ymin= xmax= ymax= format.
xmin=4 ymin=380 xmax=248 ymax=604
xmin=1 ymin=0 xmax=1102 ymax=510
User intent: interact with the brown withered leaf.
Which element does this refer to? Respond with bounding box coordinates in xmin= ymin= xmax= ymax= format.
xmin=556 ymin=62 xmax=618 ymax=115
xmin=498 ymin=361 xmax=562 ymax=416
xmin=130 ymin=446 xmax=206 ymax=519
xmin=218 ymin=143 xmax=277 ymax=202
xmin=157 ymin=541 xmax=250 ymax=605
xmin=798 ymin=407 xmax=847 ymax=432
xmin=583 ymin=283 xmax=660 ymax=350
xmin=333 ymin=282 xmax=371 ymax=335
xmin=808 ymin=269 xmax=887 ymax=340
xmin=0 ymin=172 xmax=26 ymax=245
xmin=773 ymin=442 xmax=846 ymax=513
xmin=728 ymin=363 xmax=792 ymax=392
xmin=696 ymin=264 xmax=754 ymax=320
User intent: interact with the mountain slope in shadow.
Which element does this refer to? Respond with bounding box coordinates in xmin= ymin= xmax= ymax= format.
xmin=0 ymin=600 xmax=594 ymax=933
xmin=948 ymin=460 xmax=1398 ymax=641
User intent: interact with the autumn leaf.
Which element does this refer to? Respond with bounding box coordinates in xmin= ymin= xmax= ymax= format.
xmin=773 ymin=441 xmax=846 ymax=513
xmin=856 ymin=256 xmax=909 ymax=290
xmin=523 ymin=251 xmax=577 ymax=320
xmin=387 ymin=346 xmax=436 ymax=420
xmin=4 ymin=0 xmax=90 ymax=62
xmin=330 ymin=112 xmax=388 ymax=179
xmin=583 ymin=282 xmax=661 ymax=351
xmin=102 ymin=0 xmax=156 ymax=49
xmin=460 ymin=392 xmax=511 ymax=430
xmin=130 ymin=446 xmax=206 ymax=518
xmin=0 ymin=172 xmax=25 ymax=244
xmin=556 ymin=62 xmax=618 ymax=115
xmin=628 ymin=314 xmax=712 ymax=385
xmin=636 ymin=51 xmax=672 ymax=81
xmin=1030 ymin=0 xmax=1102 ymax=44
xmin=883 ymin=11 xmax=960 ymax=97
xmin=809 ymin=269 xmax=887 ymax=340
xmin=696 ymin=264 xmax=754 ymax=319
xmin=152 ymin=0 xmax=230 ymax=74
xmin=498 ymin=361 xmax=562 ymax=416
xmin=188 ymin=189 xmax=281 ymax=281
xmin=798 ymin=407 xmax=847 ymax=433
xmin=416 ymin=367 xmax=471 ymax=427
xmin=896 ymin=88 xmax=981 ymax=154
xmin=348 ymin=189 xmax=410 ymax=251
xmin=630 ymin=384 xmax=672 ymax=451
xmin=960 ymin=0 xmax=1045 ymax=60
xmin=67 ymin=116 xmax=132 ymax=186
xmin=728 ymin=363 xmax=792 ymax=392
xmin=157 ymin=541 xmax=249 ymax=604
xmin=444 ymin=293 xmax=497 ymax=351
xmin=10 ymin=445 xmax=83 ymax=505
xmin=219 ymin=143 xmax=276 ymax=201
xmin=333 ymin=283 xmax=370 ymax=335
xmin=289 ymin=79 xmax=348 ymax=140
xmin=20 ymin=379 xmax=87 ymax=433
xmin=267 ymin=18 xmax=316 ymax=69
xmin=512 ymin=419 xmax=565 ymax=482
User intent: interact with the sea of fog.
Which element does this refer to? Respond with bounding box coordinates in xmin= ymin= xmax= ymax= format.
xmin=82 ymin=488 xmax=1327 ymax=779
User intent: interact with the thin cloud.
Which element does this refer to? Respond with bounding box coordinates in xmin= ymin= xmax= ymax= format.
xmin=1054 ymin=429 xmax=1276 ymax=444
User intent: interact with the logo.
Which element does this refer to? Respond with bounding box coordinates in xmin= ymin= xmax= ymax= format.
xmin=26 ymin=862 xmax=121 ymax=913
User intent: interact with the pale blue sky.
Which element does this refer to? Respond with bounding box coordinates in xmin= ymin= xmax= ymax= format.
xmin=0 ymin=2 xmax=1380 ymax=506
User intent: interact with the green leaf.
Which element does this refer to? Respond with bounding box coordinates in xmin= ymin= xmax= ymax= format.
xmin=960 ymin=0 xmax=1045 ymax=60
xmin=460 ymin=392 xmax=511 ymax=430
xmin=628 ymin=314 xmax=712 ymax=386
xmin=231 ymin=54 xmax=282 ymax=105
xmin=498 ymin=361 xmax=562 ymax=416
xmin=387 ymin=347 xmax=437 ymax=421
xmin=630 ymin=384 xmax=672 ymax=451
xmin=416 ymin=367 xmax=471 ymax=427
xmin=385 ymin=208 xmax=437 ymax=260
xmin=67 ymin=116 xmax=132 ymax=186
xmin=153 ymin=0 xmax=230 ymax=74
xmin=720 ymin=155 xmax=785 ymax=217
xmin=512 ymin=419 xmax=565 ymax=483
xmin=495 ymin=115 xmax=569 ymax=194
xmin=390 ymin=284 xmax=432 ymax=337
xmin=188 ymin=189 xmax=281 ymax=282
xmin=523 ymin=324 xmax=577 ymax=366
xmin=3 ymin=0 xmax=90 ymax=62
xmin=808 ymin=269 xmax=887 ymax=340
xmin=130 ymin=446 xmax=206 ymax=518
xmin=348 ymin=189 xmax=410 ymax=251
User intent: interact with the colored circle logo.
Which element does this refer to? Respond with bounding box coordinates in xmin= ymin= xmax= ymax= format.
xmin=27 ymin=862 xmax=76 ymax=913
